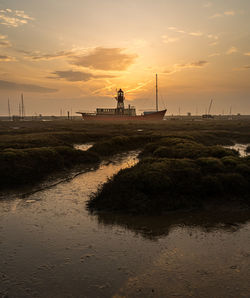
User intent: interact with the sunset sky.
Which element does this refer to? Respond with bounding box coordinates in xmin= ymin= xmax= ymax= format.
xmin=0 ymin=0 xmax=250 ymax=115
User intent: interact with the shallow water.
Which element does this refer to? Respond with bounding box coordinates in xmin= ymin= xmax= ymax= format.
xmin=225 ymin=143 xmax=250 ymax=157
xmin=0 ymin=151 xmax=250 ymax=297
xmin=74 ymin=143 xmax=94 ymax=151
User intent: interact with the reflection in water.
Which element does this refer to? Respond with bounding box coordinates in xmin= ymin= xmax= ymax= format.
xmin=0 ymin=151 xmax=250 ymax=298
xmin=95 ymin=209 xmax=250 ymax=240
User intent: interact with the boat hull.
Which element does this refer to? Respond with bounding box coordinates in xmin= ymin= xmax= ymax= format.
xmin=78 ymin=110 xmax=167 ymax=121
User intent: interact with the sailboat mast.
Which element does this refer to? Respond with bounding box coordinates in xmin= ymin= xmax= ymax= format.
xmin=156 ymin=74 xmax=158 ymax=112
xmin=8 ymin=98 xmax=11 ymax=120
xmin=21 ymin=93 xmax=25 ymax=119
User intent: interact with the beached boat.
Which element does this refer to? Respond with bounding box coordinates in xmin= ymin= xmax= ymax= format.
xmin=77 ymin=75 xmax=167 ymax=121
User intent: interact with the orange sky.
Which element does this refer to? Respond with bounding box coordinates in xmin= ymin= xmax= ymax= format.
xmin=0 ymin=0 xmax=250 ymax=115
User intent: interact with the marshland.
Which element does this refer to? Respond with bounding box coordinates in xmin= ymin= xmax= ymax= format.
xmin=1 ymin=119 xmax=250 ymax=297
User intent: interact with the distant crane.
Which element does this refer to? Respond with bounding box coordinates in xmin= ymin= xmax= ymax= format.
xmin=208 ymin=99 xmax=213 ymax=115
xmin=202 ymin=99 xmax=214 ymax=119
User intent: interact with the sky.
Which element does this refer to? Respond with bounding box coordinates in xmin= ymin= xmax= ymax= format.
xmin=0 ymin=0 xmax=250 ymax=116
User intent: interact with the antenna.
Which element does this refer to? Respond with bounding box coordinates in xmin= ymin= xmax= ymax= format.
xmin=156 ymin=74 xmax=159 ymax=112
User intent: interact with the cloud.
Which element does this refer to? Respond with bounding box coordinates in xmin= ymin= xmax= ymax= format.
xmin=23 ymin=50 xmax=73 ymax=61
xmin=209 ymin=41 xmax=218 ymax=46
xmin=243 ymin=65 xmax=250 ymax=69
xmin=204 ymin=2 xmax=212 ymax=8
xmin=0 ymin=80 xmax=57 ymax=93
xmin=0 ymin=40 xmax=11 ymax=47
xmin=164 ymin=60 xmax=208 ymax=75
xmin=210 ymin=13 xmax=223 ymax=18
xmin=244 ymin=52 xmax=250 ymax=56
xmin=178 ymin=61 xmax=208 ymax=68
xmin=207 ymin=34 xmax=219 ymax=40
xmin=209 ymin=53 xmax=220 ymax=57
xmin=162 ymin=35 xmax=180 ymax=43
xmin=0 ymin=34 xmax=12 ymax=47
xmin=209 ymin=10 xmax=236 ymax=18
xmin=189 ymin=32 xmax=203 ymax=37
xmin=226 ymin=46 xmax=238 ymax=55
xmin=0 ymin=55 xmax=16 ymax=61
xmin=0 ymin=9 xmax=34 ymax=27
xmin=224 ymin=11 xmax=235 ymax=16
xmin=166 ymin=26 xmax=205 ymax=39
xmin=71 ymin=47 xmax=137 ymax=71
xmin=50 ymin=70 xmax=115 ymax=82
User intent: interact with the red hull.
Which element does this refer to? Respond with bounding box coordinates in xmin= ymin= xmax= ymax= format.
xmin=79 ymin=110 xmax=166 ymax=121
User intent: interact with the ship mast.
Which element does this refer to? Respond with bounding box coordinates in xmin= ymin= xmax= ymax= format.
xmin=156 ymin=74 xmax=158 ymax=112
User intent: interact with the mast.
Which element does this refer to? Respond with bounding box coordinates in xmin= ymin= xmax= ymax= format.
xmin=19 ymin=103 xmax=21 ymax=118
xmin=156 ymin=74 xmax=159 ymax=112
xmin=8 ymin=98 xmax=11 ymax=120
xmin=21 ymin=93 xmax=25 ymax=119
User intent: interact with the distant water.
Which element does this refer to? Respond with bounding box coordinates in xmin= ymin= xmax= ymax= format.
xmin=0 ymin=151 xmax=250 ymax=297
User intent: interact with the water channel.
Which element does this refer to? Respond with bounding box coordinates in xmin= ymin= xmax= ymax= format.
xmin=0 ymin=149 xmax=250 ymax=297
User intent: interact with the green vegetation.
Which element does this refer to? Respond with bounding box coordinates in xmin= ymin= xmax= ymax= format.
xmin=88 ymin=137 xmax=250 ymax=214
xmin=0 ymin=146 xmax=99 ymax=187
xmin=89 ymin=135 xmax=159 ymax=156
xmin=1 ymin=119 xmax=250 ymax=192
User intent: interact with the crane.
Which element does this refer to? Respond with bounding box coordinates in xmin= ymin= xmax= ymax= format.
xmin=202 ymin=99 xmax=214 ymax=119
xmin=208 ymin=99 xmax=213 ymax=115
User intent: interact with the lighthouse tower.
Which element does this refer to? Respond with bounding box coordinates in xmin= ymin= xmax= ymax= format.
xmin=115 ymin=89 xmax=125 ymax=115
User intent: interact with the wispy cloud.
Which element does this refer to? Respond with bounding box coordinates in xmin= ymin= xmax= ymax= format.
xmin=204 ymin=2 xmax=213 ymax=8
xmin=0 ymin=34 xmax=12 ymax=47
xmin=226 ymin=46 xmax=238 ymax=55
xmin=167 ymin=26 xmax=220 ymax=40
xmin=209 ymin=41 xmax=218 ymax=46
xmin=234 ymin=65 xmax=250 ymax=71
xmin=209 ymin=10 xmax=236 ymax=19
xmin=0 ymin=55 xmax=16 ymax=61
xmin=162 ymin=35 xmax=180 ymax=43
xmin=0 ymin=9 xmax=34 ymax=27
xmin=71 ymin=47 xmax=138 ymax=71
xmin=178 ymin=61 xmax=208 ymax=68
xmin=126 ymin=80 xmax=151 ymax=94
xmin=23 ymin=50 xmax=73 ymax=61
xmin=22 ymin=47 xmax=138 ymax=71
xmin=189 ymin=32 xmax=203 ymax=37
xmin=49 ymin=70 xmax=115 ymax=82
xmin=207 ymin=34 xmax=219 ymax=40
xmin=224 ymin=11 xmax=236 ymax=16
xmin=168 ymin=26 xmax=203 ymax=37
xmin=164 ymin=60 xmax=208 ymax=75
xmin=244 ymin=52 xmax=250 ymax=56
xmin=209 ymin=53 xmax=220 ymax=57
xmin=0 ymin=80 xmax=57 ymax=93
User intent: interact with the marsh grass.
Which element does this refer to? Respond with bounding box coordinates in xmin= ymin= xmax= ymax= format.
xmin=88 ymin=137 xmax=250 ymax=214
xmin=1 ymin=119 xmax=250 ymax=191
